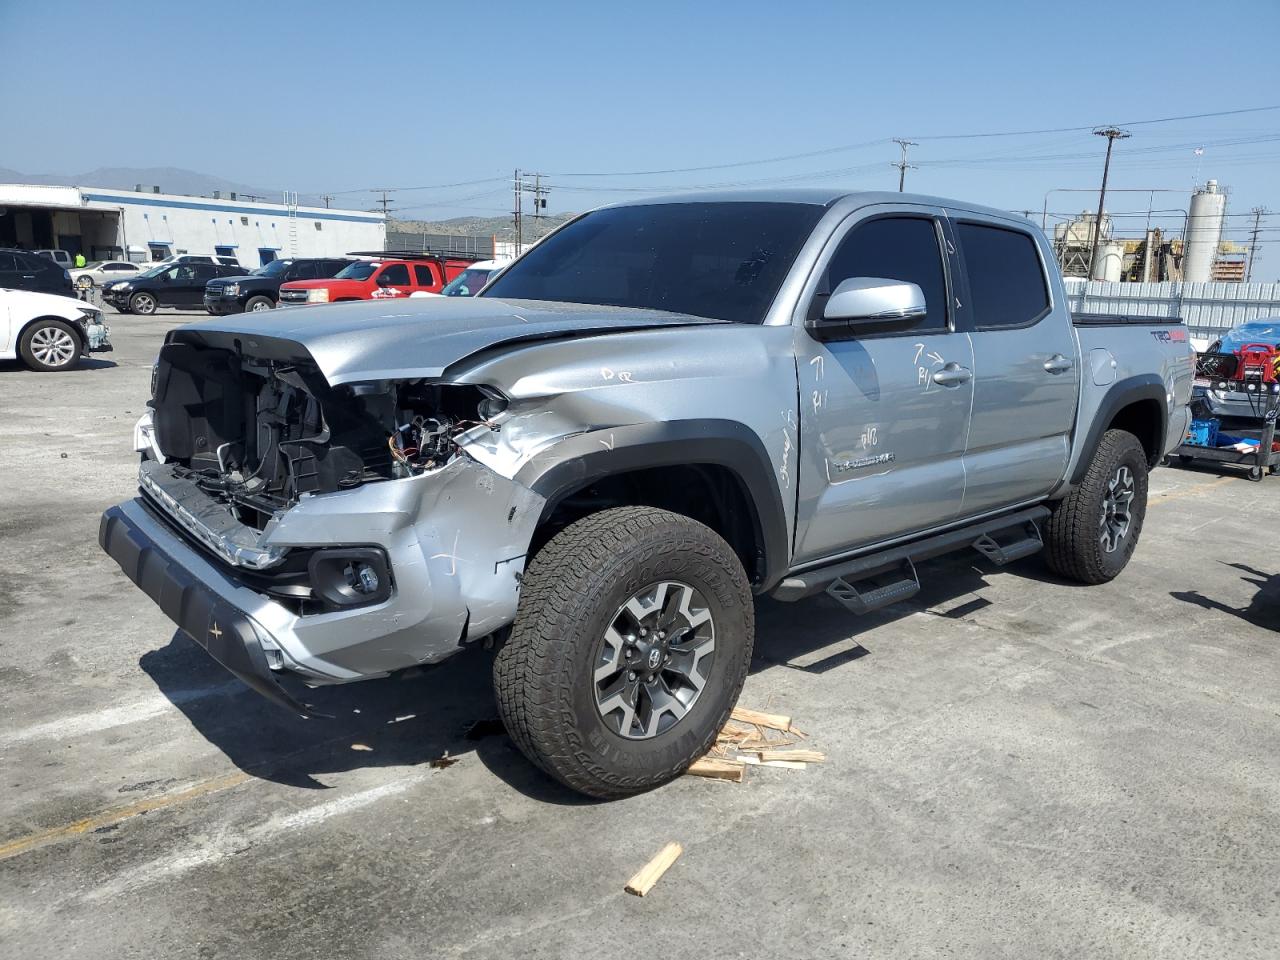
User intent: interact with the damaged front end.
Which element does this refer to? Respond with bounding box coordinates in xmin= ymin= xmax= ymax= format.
xmin=101 ymin=333 xmax=545 ymax=712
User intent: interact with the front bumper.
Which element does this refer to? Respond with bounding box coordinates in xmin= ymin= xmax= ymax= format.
xmin=100 ymin=503 xmax=319 ymax=716
xmin=203 ymin=294 xmax=240 ymax=314
xmin=1195 ymin=387 xmax=1274 ymax=423
xmin=99 ymin=456 xmax=545 ymax=712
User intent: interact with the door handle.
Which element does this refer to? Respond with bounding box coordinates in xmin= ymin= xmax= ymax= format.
xmin=932 ymin=363 xmax=972 ymax=387
xmin=1043 ymin=355 xmax=1074 ymax=374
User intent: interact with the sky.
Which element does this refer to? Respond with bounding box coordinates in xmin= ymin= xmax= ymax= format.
xmin=3 ymin=0 xmax=1279 ymax=276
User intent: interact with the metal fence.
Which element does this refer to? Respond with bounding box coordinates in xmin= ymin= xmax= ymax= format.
xmin=385 ymin=231 xmax=494 ymax=257
xmin=1063 ymin=279 xmax=1280 ymax=342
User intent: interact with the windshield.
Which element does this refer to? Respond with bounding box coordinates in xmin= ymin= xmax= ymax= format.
xmin=134 ymin=265 xmax=167 ymax=280
xmin=251 ymin=259 xmax=292 ymax=277
xmin=482 ymin=202 xmax=825 ymax=323
xmin=334 ymin=261 xmax=379 ymax=281
xmin=441 ymin=267 xmax=493 ymax=297
xmin=1215 ymin=320 xmax=1280 ymax=351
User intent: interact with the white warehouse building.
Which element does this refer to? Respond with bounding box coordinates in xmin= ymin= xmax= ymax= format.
xmin=0 ymin=183 xmax=385 ymax=267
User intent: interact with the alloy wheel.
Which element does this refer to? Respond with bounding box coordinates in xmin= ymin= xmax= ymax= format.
xmin=30 ymin=325 xmax=77 ymax=368
xmin=593 ymin=580 xmax=716 ymax=740
xmin=1099 ymin=465 xmax=1135 ymax=553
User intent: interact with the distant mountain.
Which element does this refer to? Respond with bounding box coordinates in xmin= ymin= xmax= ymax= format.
xmin=389 ymin=214 xmax=572 ymax=241
xmin=0 ymin=165 xmax=327 ymax=206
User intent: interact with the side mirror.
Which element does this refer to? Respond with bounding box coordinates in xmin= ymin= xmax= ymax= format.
xmin=807 ymin=277 xmax=926 ymax=341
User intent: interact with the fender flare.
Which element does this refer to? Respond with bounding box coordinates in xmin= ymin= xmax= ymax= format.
xmin=513 ymin=419 xmax=790 ymax=590
xmin=1070 ymin=373 xmax=1167 ymax=484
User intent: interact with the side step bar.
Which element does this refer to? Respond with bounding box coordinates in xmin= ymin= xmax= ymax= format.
xmin=826 ymin=559 xmax=920 ymax=615
xmin=772 ymin=506 xmax=1050 ymax=603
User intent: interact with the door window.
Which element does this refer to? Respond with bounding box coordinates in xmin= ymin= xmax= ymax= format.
xmin=292 ymin=261 xmax=318 ymax=280
xmin=957 ymin=223 xmax=1050 ymax=330
xmin=193 ymin=264 xmax=218 ymax=281
xmin=413 ymin=264 xmax=437 ymax=286
xmin=0 ymin=253 xmax=17 ymax=272
xmin=379 ymin=264 xmax=410 ymax=285
xmin=820 ymin=216 xmax=949 ymax=331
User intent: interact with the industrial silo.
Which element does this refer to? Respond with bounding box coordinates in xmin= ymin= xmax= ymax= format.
xmin=1091 ymin=241 xmax=1125 ymax=282
xmin=1184 ymin=180 xmax=1226 ymax=282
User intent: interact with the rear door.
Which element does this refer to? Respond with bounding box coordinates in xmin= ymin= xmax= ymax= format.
xmin=792 ymin=205 xmax=975 ymax=563
xmin=950 ymin=214 xmax=1080 ymax=514
xmin=412 ymin=262 xmax=442 ymax=293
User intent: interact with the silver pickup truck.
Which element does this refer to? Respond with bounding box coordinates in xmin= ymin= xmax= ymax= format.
xmin=100 ymin=190 xmax=1193 ymax=798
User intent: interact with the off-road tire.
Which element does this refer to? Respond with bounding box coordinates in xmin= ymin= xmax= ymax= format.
xmin=19 ymin=319 xmax=81 ymax=372
xmin=493 ymin=506 xmax=754 ymax=799
xmin=1043 ymin=429 xmax=1149 ymax=584
xmin=130 ymin=292 xmax=157 ymax=315
xmin=244 ymin=295 xmax=274 ymax=313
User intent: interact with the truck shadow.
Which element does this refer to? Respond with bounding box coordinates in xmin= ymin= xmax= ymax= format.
xmin=1170 ymin=562 xmax=1280 ymax=632
xmin=139 ymin=631 xmax=594 ymax=805
xmin=138 ymin=551 xmax=1052 ymax=802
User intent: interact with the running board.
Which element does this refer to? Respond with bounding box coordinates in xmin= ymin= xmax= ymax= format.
xmin=825 ymin=559 xmax=920 ymax=615
xmin=971 ymin=521 xmax=1043 ymax=566
xmin=772 ymin=506 xmax=1050 ymax=602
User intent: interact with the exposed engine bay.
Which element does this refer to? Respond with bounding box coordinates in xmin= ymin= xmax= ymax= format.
xmin=151 ymin=340 xmax=502 ymax=528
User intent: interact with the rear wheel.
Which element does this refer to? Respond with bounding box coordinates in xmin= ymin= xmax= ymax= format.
xmin=494 ymin=507 xmax=754 ymax=799
xmin=130 ymin=292 xmax=157 ymax=315
xmin=19 ymin=319 xmax=81 ymax=372
xmin=1043 ymin=429 xmax=1149 ymax=584
xmin=244 ymin=295 xmax=274 ymax=313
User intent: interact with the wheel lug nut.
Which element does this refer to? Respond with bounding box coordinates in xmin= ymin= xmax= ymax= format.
xmin=639 ymin=628 xmax=647 ymax=637
xmin=658 ymin=631 xmax=666 ymax=639
xmin=624 ymin=649 xmax=632 ymax=658
xmin=627 ymin=671 xmax=636 ymax=681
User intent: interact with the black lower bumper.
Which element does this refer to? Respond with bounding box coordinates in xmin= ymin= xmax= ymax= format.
xmin=99 ymin=504 xmax=320 ymax=717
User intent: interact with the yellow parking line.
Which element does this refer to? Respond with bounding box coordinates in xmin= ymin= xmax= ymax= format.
xmin=0 ymin=770 xmax=253 ymax=862
xmin=1149 ymin=474 xmax=1237 ymax=506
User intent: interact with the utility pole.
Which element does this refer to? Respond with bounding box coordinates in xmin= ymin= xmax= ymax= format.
xmin=512 ymin=171 xmax=549 ymax=255
xmin=321 ymin=194 xmax=334 ymax=209
xmin=1088 ymin=127 xmax=1130 ymax=279
xmin=1246 ymin=206 xmax=1269 ymax=283
xmin=891 ymin=139 xmax=917 ymax=192
xmin=371 ymin=190 xmax=396 ymax=219
xmin=513 ymin=169 xmax=522 ymax=256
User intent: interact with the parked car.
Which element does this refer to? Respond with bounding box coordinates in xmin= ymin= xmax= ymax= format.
xmin=101 ymin=262 xmax=244 ymax=314
xmin=204 ymin=257 xmax=354 ymax=315
xmin=34 ymin=248 xmax=74 ymax=269
xmin=70 ymin=260 xmax=148 ymax=292
xmin=277 ymin=253 xmax=477 ymax=305
xmin=0 ymin=248 xmax=74 ymax=297
xmin=102 ymin=190 xmax=1193 ymax=799
xmin=1195 ymin=318 xmax=1280 ymax=421
xmin=438 ymin=259 xmax=511 ymax=297
xmin=1 ymin=287 xmax=111 ymax=371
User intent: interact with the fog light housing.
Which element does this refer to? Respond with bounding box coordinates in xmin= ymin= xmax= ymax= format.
xmin=308 ymin=548 xmax=392 ymax=609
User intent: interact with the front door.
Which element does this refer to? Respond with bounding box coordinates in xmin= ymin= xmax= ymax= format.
xmin=792 ymin=207 xmax=974 ymax=564
xmin=950 ymin=215 xmax=1080 ymax=514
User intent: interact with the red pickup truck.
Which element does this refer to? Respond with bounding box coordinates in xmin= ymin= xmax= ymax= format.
xmin=278 ymin=253 xmax=478 ymax=306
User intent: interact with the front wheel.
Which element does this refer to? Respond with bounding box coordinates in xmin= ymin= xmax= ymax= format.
xmin=244 ymin=295 xmax=274 ymax=313
xmin=494 ymin=507 xmax=754 ymax=799
xmin=130 ymin=292 xmax=157 ymax=315
xmin=1043 ymin=429 xmax=1149 ymax=584
xmin=76 ymin=276 xmax=94 ymax=291
xmin=19 ymin=319 xmax=81 ymax=372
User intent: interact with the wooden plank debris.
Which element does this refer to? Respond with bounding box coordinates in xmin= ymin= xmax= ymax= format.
xmin=737 ymin=755 xmax=808 ymax=770
xmin=758 ymin=749 xmax=826 ymax=764
xmin=729 ymin=706 xmax=792 ymax=732
xmin=625 ymin=842 xmax=683 ymax=896
xmin=686 ymin=757 xmax=746 ymax=782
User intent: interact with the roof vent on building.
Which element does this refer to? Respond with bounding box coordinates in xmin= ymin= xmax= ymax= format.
xmin=152 ymin=185 xmax=160 ymax=194
xmin=229 ymin=192 xmax=237 ymax=201
xmin=213 ymin=190 xmax=221 ymax=199
xmin=135 ymin=184 xmax=143 ymax=192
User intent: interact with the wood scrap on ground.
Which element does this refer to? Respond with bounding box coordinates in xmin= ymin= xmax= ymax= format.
xmin=684 ymin=707 xmax=824 ymax=784
xmin=625 ymin=842 xmax=683 ymax=896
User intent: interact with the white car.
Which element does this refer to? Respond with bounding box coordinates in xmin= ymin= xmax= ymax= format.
xmin=438 ymin=258 xmax=511 ymax=297
xmin=0 ymin=287 xmax=112 ymax=371
xmin=150 ymin=254 xmax=241 ymax=269
xmin=70 ymin=260 xmax=148 ymax=291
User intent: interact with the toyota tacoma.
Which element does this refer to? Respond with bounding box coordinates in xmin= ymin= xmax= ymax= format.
xmin=100 ymin=190 xmax=1193 ymax=798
